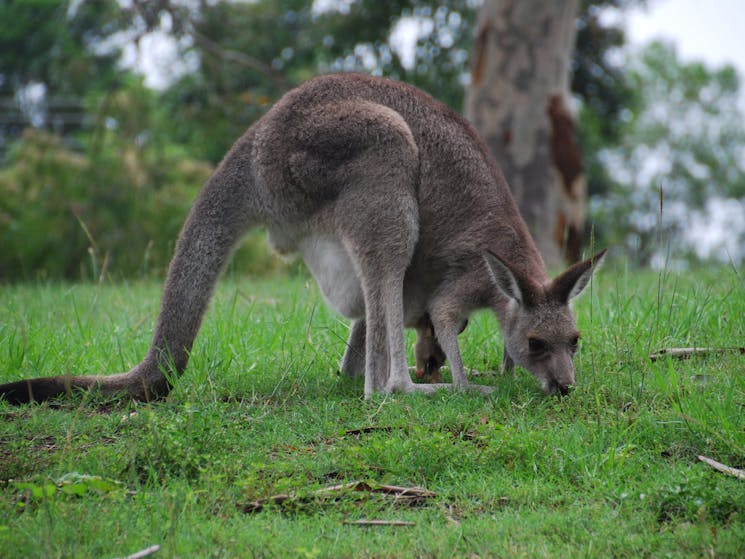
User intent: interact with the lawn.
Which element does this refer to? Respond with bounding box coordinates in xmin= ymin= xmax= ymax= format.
xmin=1 ymin=263 xmax=744 ymax=558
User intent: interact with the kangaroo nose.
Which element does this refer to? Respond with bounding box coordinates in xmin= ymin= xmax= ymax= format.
xmin=546 ymin=378 xmax=574 ymax=396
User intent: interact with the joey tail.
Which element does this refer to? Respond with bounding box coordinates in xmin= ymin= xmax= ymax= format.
xmin=0 ymin=135 xmax=258 ymax=404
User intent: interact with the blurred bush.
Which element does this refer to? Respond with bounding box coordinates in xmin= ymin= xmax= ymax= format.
xmin=0 ymin=125 xmax=285 ymax=281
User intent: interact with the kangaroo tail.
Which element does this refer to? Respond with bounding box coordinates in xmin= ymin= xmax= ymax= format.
xmin=0 ymin=133 xmax=259 ymax=404
xmin=0 ymin=373 xmax=132 ymax=405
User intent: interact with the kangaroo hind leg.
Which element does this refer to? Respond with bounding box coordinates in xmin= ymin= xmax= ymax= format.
xmin=335 ymin=189 xmax=418 ymax=397
xmin=319 ymin=105 xmax=422 ymax=396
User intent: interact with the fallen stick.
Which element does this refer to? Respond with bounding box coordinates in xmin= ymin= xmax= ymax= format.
xmin=315 ymin=481 xmax=435 ymax=498
xmin=698 ymin=455 xmax=745 ymax=480
xmin=243 ymin=481 xmax=436 ymax=513
xmin=114 ymin=544 xmax=160 ymax=559
xmin=649 ymin=347 xmax=745 ymax=362
xmin=343 ymin=519 xmax=415 ymax=527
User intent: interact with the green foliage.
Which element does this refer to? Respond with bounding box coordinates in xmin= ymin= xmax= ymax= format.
xmin=0 ymin=0 xmax=125 ymax=96
xmin=0 ymin=79 xmax=212 ymax=280
xmin=0 ymin=71 xmax=286 ymax=281
xmin=575 ymin=1 xmax=644 ymax=130
xmin=576 ymin=1 xmax=643 ymax=201
xmin=314 ymin=0 xmax=479 ymax=107
xmin=14 ymin=474 xmax=127 ymax=504
xmin=0 ymin=0 xmax=128 ymax=146
xmin=0 ymin=129 xmax=89 ymax=278
xmin=1 ymin=268 xmax=744 ymax=556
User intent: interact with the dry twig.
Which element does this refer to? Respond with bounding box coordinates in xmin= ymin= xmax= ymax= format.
xmin=114 ymin=544 xmax=160 ymax=559
xmin=649 ymin=347 xmax=745 ymax=361
xmin=343 ymin=519 xmax=416 ymax=527
xmin=698 ymin=455 xmax=745 ymax=480
xmin=243 ymin=481 xmax=436 ymax=513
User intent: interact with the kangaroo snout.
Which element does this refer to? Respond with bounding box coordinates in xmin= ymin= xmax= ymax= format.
xmin=550 ymin=380 xmax=574 ymax=396
xmin=543 ymin=372 xmax=575 ymax=396
xmin=540 ymin=361 xmax=576 ymax=396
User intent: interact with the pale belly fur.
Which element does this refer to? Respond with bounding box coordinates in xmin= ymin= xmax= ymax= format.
xmin=297 ymin=235 xmax=365 ymax=319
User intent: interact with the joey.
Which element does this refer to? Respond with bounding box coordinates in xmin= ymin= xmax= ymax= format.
xmin=413 ymin=315 xmax=468 ymax=384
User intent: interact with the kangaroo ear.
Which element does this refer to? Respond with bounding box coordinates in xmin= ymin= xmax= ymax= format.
xmin=484 ymin=250 xmax=534 ymax=305
xmin=550 ymin=248 xmax=607 ymax=303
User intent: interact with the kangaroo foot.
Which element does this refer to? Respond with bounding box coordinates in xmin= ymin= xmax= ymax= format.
xmin=387 ymin=379 xmax=495 ymax=395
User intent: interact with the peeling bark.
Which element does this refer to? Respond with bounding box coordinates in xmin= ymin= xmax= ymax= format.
xmin=465 ymin=0 xmax=584 ymax=266
xmin=548 ymin=94 xmax=586 ymax=263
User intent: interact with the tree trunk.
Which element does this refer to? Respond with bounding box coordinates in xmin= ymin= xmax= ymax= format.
xmin=465 ymin=0 xmax=585 ymax=266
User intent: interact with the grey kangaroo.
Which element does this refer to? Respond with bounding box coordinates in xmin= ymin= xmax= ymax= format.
xmin=0 ymin=73 xmax=605 ymax=405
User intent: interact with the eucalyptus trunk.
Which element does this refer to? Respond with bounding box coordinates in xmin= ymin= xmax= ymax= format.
xmin=465 ymin=0 xmax=586 ymax=266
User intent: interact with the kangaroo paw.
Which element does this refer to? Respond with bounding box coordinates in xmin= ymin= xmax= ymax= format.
xmin=463 ymin=383 xmax=496 ymax=395
xmin=385 ymin=380 xmax=495 ymax=396
xmin=440 ymin=382 xmax=496 ymax=395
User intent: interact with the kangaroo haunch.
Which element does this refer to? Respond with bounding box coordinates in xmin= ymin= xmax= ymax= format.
xmin=0 ymin=73 xmax=605 ymax=405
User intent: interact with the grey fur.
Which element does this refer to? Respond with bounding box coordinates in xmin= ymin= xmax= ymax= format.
xmin=0 ymin=73 xmax=605 ymax=404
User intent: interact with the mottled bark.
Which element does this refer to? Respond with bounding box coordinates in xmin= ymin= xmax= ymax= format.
xmin=465 ymin=0 xmax=586 ymax=266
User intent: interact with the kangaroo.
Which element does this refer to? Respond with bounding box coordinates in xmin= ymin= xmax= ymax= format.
xmin=0 ymin=73 xmax=605 ymax=405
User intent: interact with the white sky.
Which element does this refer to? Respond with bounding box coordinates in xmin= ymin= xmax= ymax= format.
xmin=625 ymin=0 xmax=745 ymax=81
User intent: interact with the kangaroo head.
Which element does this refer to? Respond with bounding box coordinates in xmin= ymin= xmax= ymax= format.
xmin=484 ymin=249 xmax=606 ymax=395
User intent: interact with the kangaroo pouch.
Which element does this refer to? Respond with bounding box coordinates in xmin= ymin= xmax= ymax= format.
xmin=298 ymin=235 xmax=365 ymax=319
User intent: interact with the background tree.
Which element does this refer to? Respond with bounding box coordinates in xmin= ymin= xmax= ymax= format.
xmin=464 ymin=0 xmax=642 ymax=266
xmin=465 ymin=0 xmax=581 ymax=267
xmin=0 ymin=0 xmax=127 ymax=157
xmin=5 ymin=0 xmax=740 ymax=280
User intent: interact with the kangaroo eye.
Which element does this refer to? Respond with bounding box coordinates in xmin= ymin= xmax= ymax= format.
xmin=528 ymin=337 xmax=548 ymax=354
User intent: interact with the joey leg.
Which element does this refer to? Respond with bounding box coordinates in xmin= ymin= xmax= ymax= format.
xmin=413 ymin=316 xmax=470 ymax=383
xmin=428 ymin=280 xmax=492 ymax=393
xmin=413 ymin=315 xmax=446 ymax=383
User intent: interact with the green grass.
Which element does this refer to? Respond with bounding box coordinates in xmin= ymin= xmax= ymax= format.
xmin=1 ymin=264 xmax=744 ymax=558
